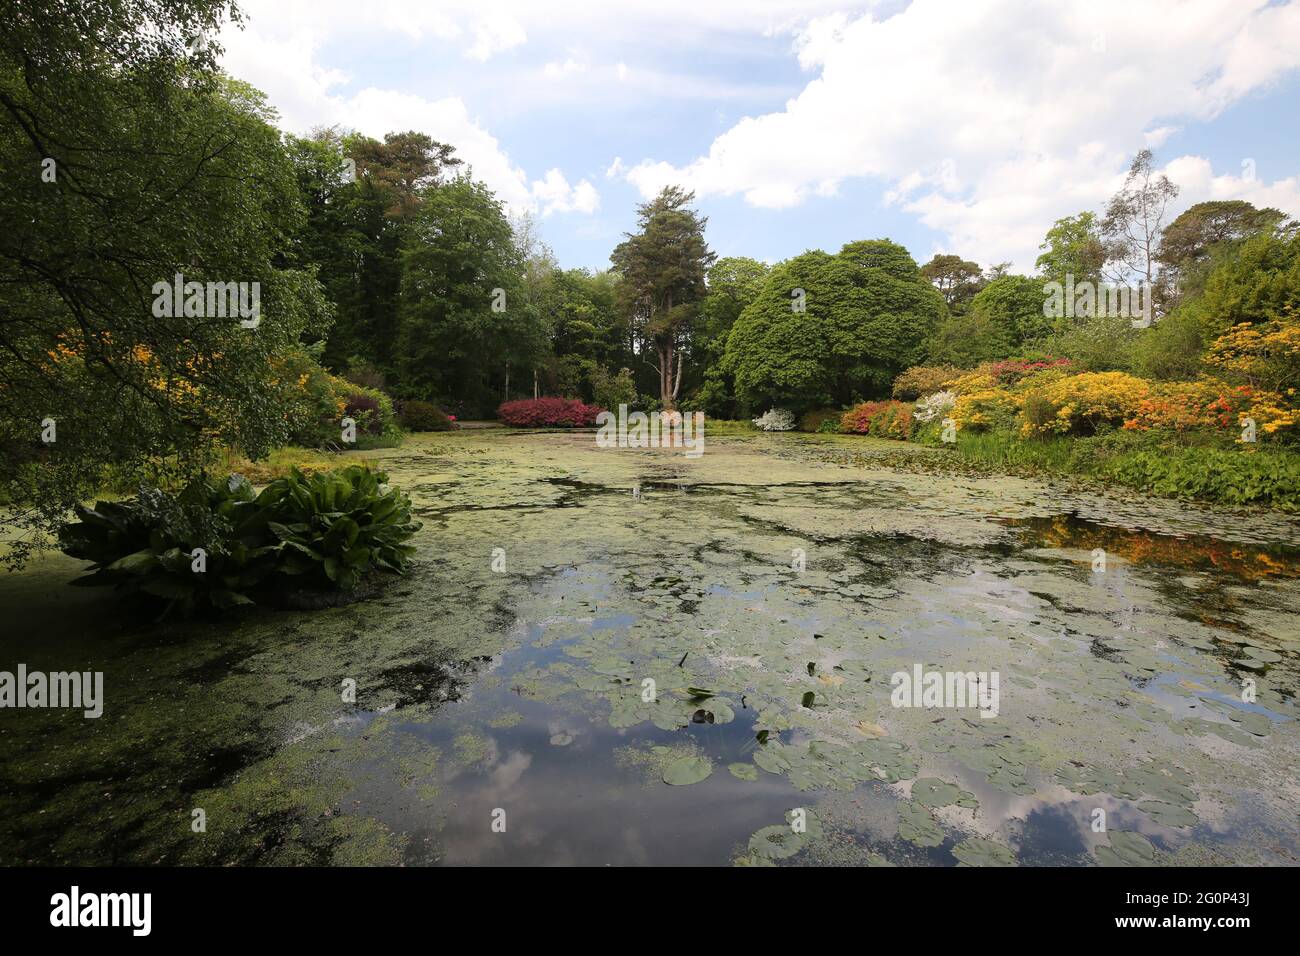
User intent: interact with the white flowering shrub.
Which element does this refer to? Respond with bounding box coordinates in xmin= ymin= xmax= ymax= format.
xmin=913 ymin=390 xmax=956 ymax=423
xmin=752 ymin=408 xmax=797 ymax=431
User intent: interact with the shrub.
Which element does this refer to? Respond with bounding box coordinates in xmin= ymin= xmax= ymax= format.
xmin=57 ymin=466 xmax=420 ymax=614
xmin=892 ymin=365 xmax=964 ymax=400
xmin=840 ymin=400 xmax=912 ymax=439
xmin=1018 ymin=371 xmax=1152 ymax=436
xmin=498 ymin=397 xmax=604 ymax=427
xmin=798 ymin=407 xmax=842 ymax=432
xmin=950 ymin=388 xmax=1019 ymax=433
xmin=276 ymin=350 xmax=400 ymax=447
xmin=401 ymin=400 xmax=452 ymax=432
xmin=868 ymin=401 xmax=913 ymax=439
xmin=343 ymin=393 xmax=384 ymax=436
xmin=590 ymin=366 xmax=638 ymax=411
xmin=912 ymin=390 xmax=956 ymax=423
xmin=752 ymin=408 xmax=797 ymax=431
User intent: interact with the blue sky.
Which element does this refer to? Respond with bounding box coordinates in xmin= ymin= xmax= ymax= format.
xmin=220 ymin=0 xmax=1300 ymax=274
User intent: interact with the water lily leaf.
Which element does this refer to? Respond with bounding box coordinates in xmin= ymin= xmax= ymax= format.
xmin=662 ymin=756 xmax=712 ymax=786
xmin=1095 ymin=831 xmax=1155 ymax=867
xmin=897 ymin=801 xmax=944 ymax=847
xmin=1139 ymin=800 xmax=1197 ymax=828
xmin=748 ymin=825 xmax=805 ymax=860
xmin=728 ymin=762 xmax=759 ymax=781
xmin=952 ymin=837 xmax=1016 ymax=867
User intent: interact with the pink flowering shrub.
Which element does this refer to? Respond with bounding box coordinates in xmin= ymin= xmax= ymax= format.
xmin=497 ymin=397 xmax=605 ymax=427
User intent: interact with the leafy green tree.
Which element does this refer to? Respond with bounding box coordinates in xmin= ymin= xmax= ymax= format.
xmin=286 ymin=128 xmax=461 ymax=374
xmin=395 ymin=176 xmax=540 ymax=414
xmin=723 ymin=241 xmax=945 ymax=411
xmin=1036 ymin=212 xmax=1106 ymax=287
xmin=693 ymin=256 xmax=769 ymax=416
xmin=967 ymin=274 xmax=1051 ymax=346
xmin=1181 ymin=230 xmax=1300 ymax=339
xmin=920 ymin=254 xmax=983 ymax=314
xmin=0 ymin=3 xmax=330 ymax=566
xmin=1156 ymin=200 xmax=1290 ymax=309
xmin=610 ymin=186 xmax=715 ymax=408
xmin=926 ymin=312 xmax=1015 ymax=367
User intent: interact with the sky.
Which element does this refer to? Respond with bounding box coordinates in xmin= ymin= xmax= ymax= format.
xmin=217 ymin=0 xmax=1300 ymax=275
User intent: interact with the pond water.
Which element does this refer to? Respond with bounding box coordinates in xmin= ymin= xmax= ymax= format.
xmin=1 ymin=430 xmax=1298 ymax=866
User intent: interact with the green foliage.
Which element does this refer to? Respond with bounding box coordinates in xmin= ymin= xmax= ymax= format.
xmin=610 ymin=186 xmax=716 ymax=406
xmin=1036 ymin=212 xmax=1105 ymax=287
xmin=1103 ymin=448 xmax=1300 ymax=508
xmin=798 ymin=408 xmax=843 ymax=432
xmin=1 ymin=13 xmax=332 ymax=566
xmin=920 ymin=254 xmax=983 ymax=314
xmin=589 ymin=366 xmax=638 ymax=411
xmin=1036 ymin=314 xmax=1139 ymax=371
xmin=926 ymin=310 xmax=1015 ymax=366
xmin=1182 ymin=230 xmax=1300 ymax=339
xmin=969 ymin=275 xmax=1051 ymax=345
xmin=58 ymin=467 xmax=420 ymax=613
xmin=1131 ymin=312 xmax=1205 ymax=380
xmin=724 ymin=241 xmax=945 ymax=411
xmin=400 ymin=400 xmax=451 ymax=431
xmin=395 ymin=176 xmax=533 ymax=414
xmin=1156 ymin=200 xmax=1290 ymax=309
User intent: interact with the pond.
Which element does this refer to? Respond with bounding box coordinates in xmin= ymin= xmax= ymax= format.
xmin=1 ymin=430 xmax=1297 ymax=865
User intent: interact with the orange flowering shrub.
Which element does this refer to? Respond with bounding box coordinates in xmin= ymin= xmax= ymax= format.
xmin=841 ymin=400 xmax=913 ymax=439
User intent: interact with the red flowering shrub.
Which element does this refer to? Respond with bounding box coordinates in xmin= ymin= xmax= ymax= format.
xmin=840 ymin=400 xmax=913 ymax=439
xmin=497 ymin=397 xmax=605 ymax=427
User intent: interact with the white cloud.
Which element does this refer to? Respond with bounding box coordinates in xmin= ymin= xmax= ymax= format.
xmin=619 ymin=0 xmax=1300 ymax=269
xmin=605 ymin=157 xmax=625 ymax=178
xmin=531 ymin=169 xmax=601 ymax=215
xmin=465 ymin=14 xmax=527 ymax=61
xmin=543 ymin=57 xmax=587 ymax=78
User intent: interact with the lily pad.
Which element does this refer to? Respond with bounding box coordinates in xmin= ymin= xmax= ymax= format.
xmin=662 ymin=755 xmax=713 ymax=786
xmin=728 ymin=762 xmax=759 ymax=781
xmin=1095 ymin=831 xmax=1155 ymax=867
xmin=748 ymin=825 xmax=805 ymax=860
xmin=952 ymin=837 xmax=1016 ymax=867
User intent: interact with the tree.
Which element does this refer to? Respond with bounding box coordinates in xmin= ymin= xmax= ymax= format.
xmin=1156 ymin=200 xmax=1289 ymax=309
xmin=1 ymin=4 xmax=330 ymax=567
xmin=692 ymin=257 xmax=769 ymax=415
xmin=394 ymin=176 xmax=539 ymax=414
xmin=1101 ymin=149 xmax=1178 ymax=290
xmin=610 ymin=186 xmax=715 ymax=408
xmin=1182 ymin=230 xmax=1300 ymax=339
xmin=286 ymin=127 xmax=462 ymax=373
xmin=920 ymin=254 xmax=983 ymax=314
xmin=723 ymin=240 xmax=945 ymax=411
xmin=1036 ymin=212 xmax=1105 ymax=287
xmin=926 ymin=312 xmax=1014 ymax=367
xmin=967 ymin=274 xmax=1051 ymax=346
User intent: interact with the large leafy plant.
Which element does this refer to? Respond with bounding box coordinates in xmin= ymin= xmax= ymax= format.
xmin=59 ymin=466 xmax=419 ymax=614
